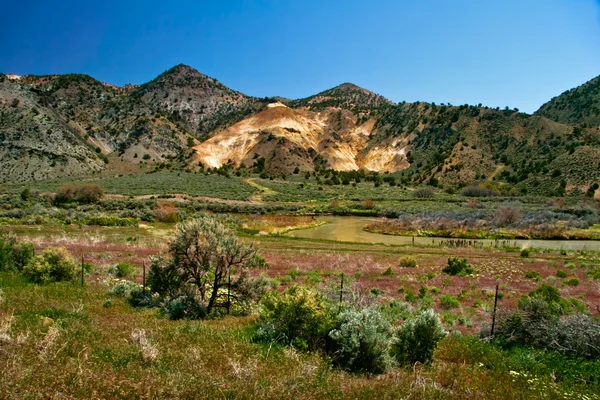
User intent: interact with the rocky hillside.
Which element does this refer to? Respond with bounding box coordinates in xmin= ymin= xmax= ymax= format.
xmin=535 ymin=74 xmax=600 ymax=127
xmin=131 ymin=64 xmax=267 ymax=137
xmin=0 ymin=76 xmax=105 ymax=182
xmin=1 ymin=66 xmax=599 ymax=195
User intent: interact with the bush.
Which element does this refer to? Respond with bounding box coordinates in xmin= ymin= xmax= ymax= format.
xmin=23 ymin=247 xmax=77 ymax=283
xmin=440 ymin=294 xmax=460 ymax=309
xmin=564 ymin=277 xmax=580 ymax=287
xmin=110 ymin=262 xmax=135 ymax=278
xmin=442 ymin=257 xmax=473 ymax=276
xmin=529 ymin=284 xmax=561 ymax=304
xmin=161 ymin=290 xmax=207 ymax=320
xmin=75 ymin=184 xmax=104 ymax=204
xmin=413 ymin=188 xmax=434 ymax=199
xmin=329 ymin=307 xmax=394 ymax=373
xmin=399 ymin=256 xmax=417 ymax=268
xmin=54 ymin=184 xmax=78 ymax=204
xmin=520 ymin=249 xmax=530 ymax=258
xmin=147 ymin=254 xmax=182 ymax=298
xmin=556 ymin=270 xmax=567 ymax=278
xmin=524 ymin=271 xmax=541 ymax=280
xmin=394 ymin=309 xmax=447 ymax=365
xmin=257 ymin=285 xmax=334 ymax=350
xmin=0 ymin=233 xmax=34 ymax=272
xmin=54 ymin=184 xmax=104 ymax=204
xmin=108 ymin=280 xmax=140 ymax=297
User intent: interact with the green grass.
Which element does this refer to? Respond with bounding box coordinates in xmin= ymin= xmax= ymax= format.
xmin=1 ymin=272 xmax=598 ymax=399
xmin=5 ymin=171 xmax=257 ymax=200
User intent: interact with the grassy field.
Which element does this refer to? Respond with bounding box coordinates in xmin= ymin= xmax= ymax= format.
xmin=3 ymin=171 xmax=257 ymax=201
xmin=1 ymin=173 xmax=600 ymax=398
xmin=1 ymin=271 xmax=599 ymax=399
xmin=4 ymin=221 xmax=600 ymax=334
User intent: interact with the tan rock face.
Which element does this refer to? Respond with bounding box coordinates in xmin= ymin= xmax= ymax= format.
xmin=192 ymin=102 xmax=410 ymax=172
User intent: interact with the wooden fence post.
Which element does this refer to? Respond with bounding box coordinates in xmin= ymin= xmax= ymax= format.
xmin=491 ymin=283 xmax=499 ymax=337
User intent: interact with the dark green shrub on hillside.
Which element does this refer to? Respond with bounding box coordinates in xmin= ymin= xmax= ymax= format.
xmin=399 ymin=256 xmax=418 ymax=268
xmin=109 ymin=262 xmax=135 ymax=278
xmin=23 ymin=247 xmax=77 ymax=283
xmin=442 ymin=257 xmax=473 ymax=276
xmin=0 ymin=233 xmax=34 ymax=272
xmin=394 ymin=309 xmax=447 ymax=365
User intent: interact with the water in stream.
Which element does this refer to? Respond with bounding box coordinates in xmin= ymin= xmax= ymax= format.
xmin=286 ymin=216 xmax=600 ymax=251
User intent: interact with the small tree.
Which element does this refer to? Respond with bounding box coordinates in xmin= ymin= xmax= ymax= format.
xmin=151 ymin=215 xmax=263 ymax=315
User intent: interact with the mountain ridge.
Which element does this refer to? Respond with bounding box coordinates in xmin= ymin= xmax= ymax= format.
xmin=1 ymin=66 xmax=599 ymax=195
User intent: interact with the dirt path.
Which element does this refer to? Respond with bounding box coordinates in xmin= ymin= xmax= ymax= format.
xmin=487 ymin=164 xmax=504 ymax=181
xmin=244 ymin=178 xmax=277 ymax=201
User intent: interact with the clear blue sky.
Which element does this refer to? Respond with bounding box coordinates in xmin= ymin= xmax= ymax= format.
xmin=2 ymin=0 xmax=599 ymax=113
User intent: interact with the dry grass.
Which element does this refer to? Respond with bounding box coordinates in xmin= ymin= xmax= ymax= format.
xmin=0 ymin=273 xmax=597 ymax=399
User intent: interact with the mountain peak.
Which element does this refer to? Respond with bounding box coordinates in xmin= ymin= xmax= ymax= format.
xmin=535 ymin=74 xmax=600 ymax=126
xmin=293 ymin=82 xmax=393 ymax=112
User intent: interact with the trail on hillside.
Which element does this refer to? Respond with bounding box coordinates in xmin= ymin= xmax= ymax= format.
xmin=244 ymin=178 xmax=277 ymax=202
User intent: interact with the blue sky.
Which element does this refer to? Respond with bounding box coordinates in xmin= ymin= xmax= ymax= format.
xmin=2 ymin=0 xmax=599 ymax=113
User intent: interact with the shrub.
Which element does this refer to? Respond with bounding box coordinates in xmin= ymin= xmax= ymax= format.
xmin=556 ymin=270 xmax=567 ymax=278
xmin=161 ymin=290 xmax=207 ymax=320
xmin=564 ymin=277 xmax=580 ymax=287
xmin=23 ymin=247 xmax=77 ymax=283
xmin=442 ymin=257 xmax=473 ymax=276
xmin=524 ymin=271 xmax=541 ymax=280
xmin=382 ymin=267 xmax=394 ymax=276
xmin=399 ymin=256 xmax=417 ymax=268
xmin=0 ymin=233 xmax=34 ymax=272
xmin=109 ymin=262 xmax=135 ymax=278
xmin=439 ymin=294 xmax=460 ymax=309
xmin=329 ymin=307 xmax=394 ymax=373
xmin=149 ymin=216 xmax=263 ymax=315
xmin=75 ymin=184 xmax=104 ymax=204
xmin=108 ymin=280 xmax=140 ymax=297
xmin=529 ymin=284 xmax=561 ymax=304
xmin=520 ymin=249 xmax=530 ymax=258
xmin=394 ymin=309 xmax=447 ymax=365
xmin=413 ymin=188 xmax=434 ymax=199
xmin=54 ymin=184 xmax=78 ymax=204
xmin=256 ymin=285 xmax=334 ymax=350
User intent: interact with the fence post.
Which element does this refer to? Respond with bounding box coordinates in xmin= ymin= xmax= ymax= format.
xmin=81 ymin=254 xmax=85 ymax=287
xmin=490 ymin=283 xmax=499 ymax=337
xmin=339 ymin=273 xmax=344 ymax=304
xmin=227 ymin=269 xmax=231 ymax=315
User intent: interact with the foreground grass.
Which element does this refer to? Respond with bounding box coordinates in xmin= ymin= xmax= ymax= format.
xmin=1 ymin=273 xmax=598 ymax=399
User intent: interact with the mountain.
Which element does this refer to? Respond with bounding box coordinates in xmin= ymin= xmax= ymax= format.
xmin=0 ymin=75 xmax=105 ymax=182
xmin=535 ymin=74 xmax=600 ymax=127
xmin=1 ymin=66 xmax=599 ymax=195
xmin=292 ymin=82 xmax=394 ymax=114
xmin=131 ymin=64 xmax=266 ymax=137
xmin=193 ymin=100 xmax=407 ymax=174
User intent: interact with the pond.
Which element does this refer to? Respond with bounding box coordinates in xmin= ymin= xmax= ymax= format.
xmin=286 ymin=216 xmax=600 ymax=251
